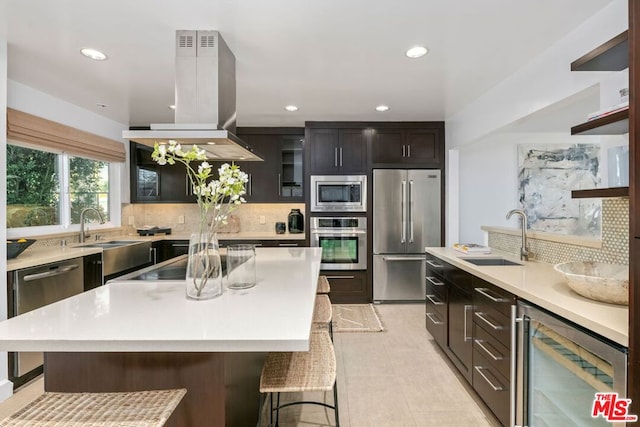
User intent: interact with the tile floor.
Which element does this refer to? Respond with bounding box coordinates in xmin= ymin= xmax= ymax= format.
xmin=0 ymin=304 xmax=500 ymax=426
xmin=262 ymin=303 xmax=500 ymax=426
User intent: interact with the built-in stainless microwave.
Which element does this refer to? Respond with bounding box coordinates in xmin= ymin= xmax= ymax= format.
xmin=310 ymin=175 xmax=367 ymax=212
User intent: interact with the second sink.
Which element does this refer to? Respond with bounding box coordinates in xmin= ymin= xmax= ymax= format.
xmin=463 ymin=258 xmax=522 ymax=266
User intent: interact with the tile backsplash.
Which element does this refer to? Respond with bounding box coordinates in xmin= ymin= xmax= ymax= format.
xmin=487 ymin=198 xmax=629 ymax=265
xmin=121 ymin=203 xmax=305 ymax=235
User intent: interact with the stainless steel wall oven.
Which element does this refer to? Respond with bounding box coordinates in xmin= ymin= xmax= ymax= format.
xmin=310 ymin=217 xmax=367 ymax=270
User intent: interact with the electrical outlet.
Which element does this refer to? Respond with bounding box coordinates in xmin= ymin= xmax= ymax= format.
xmin=128 ymin=216 xmax=135 ymax=225
xmin=259 ymin=215 xmax=266 ymax=224
xmin=178 ymin=215 xmax=185 ymax=224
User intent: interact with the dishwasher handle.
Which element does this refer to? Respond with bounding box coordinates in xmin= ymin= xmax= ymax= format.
xmin=22 ymin=264 xmax=80 ymax=282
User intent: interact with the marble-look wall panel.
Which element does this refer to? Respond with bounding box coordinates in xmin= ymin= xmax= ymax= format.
xmin=518 ymin=144 xmax=602 ymax=237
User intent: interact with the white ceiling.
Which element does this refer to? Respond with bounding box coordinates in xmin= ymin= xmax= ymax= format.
xmin=6 ymin=0 xmax=614 ymax=127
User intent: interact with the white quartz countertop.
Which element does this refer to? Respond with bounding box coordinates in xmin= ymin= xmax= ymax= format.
xmin=425 ymin=247 xmax=629 ymax=347
xmin=7 ymin=231 xmax=306 ymax=271
xmin=0 ymin=247 xmax=322 ymax=352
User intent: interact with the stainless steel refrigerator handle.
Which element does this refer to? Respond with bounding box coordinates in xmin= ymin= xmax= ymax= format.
xmin=409 ymin=180 xmax=414 ymax=243
xmin=334 ymin=147 xmax=338 ymax=167
xmin=402 ymin=144 xmax=406 ymax=157
xmin=464 ymin=304 xmax=473 ymax=341
xmin=382 ymin=256 xmax=426 ymax=261
xmin=339 ymin=147 xmax=343 ymax=167
xmin=511 ymin=305 xmax=523 ymax=427
xmin=407 ymin=144 xmax=411 ymax=157
xmin=401 ymin=180 xmax=407 ymax=243
xmin=23 ymin=264 xmax=79 ymax=282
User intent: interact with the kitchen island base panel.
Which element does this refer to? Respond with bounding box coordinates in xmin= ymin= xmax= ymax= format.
xmin=44 ymin=351 xmax=266 ymax=427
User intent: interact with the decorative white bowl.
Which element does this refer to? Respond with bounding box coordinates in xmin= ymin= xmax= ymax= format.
xmin=554 ymin=261 xmax=629 ymax=305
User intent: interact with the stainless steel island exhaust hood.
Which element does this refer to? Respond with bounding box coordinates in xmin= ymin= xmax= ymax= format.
xmin=123 ymin=30 xmax=262 ymax=161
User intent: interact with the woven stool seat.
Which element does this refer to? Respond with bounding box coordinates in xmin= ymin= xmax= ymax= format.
xmin=313 ymin=294 xmax=333 ymax=326
xmin=260 ymin=331 xmax=336 ymax=393
xmin=0 ymin=389 xmax=186 ymax=427
xmin=317 ymin=275 xmax=330 ymax=294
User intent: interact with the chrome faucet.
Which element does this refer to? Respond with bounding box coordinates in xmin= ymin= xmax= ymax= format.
xmin=506 ymin=209 xmax=529 ymax=261
xmin=79 ymin=207 xmax=105 ymax=243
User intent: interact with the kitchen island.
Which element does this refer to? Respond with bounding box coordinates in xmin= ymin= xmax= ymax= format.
xmin=0 ymin=247 xmax=322 ymax=426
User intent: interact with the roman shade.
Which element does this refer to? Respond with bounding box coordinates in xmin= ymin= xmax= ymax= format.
xmin=7 ymin=108 xmax=126 ymax=163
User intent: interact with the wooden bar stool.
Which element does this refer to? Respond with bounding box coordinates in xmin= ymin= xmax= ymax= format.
xmin=259 ymin=331 xmax=339 ymax=426
xmin=317 ymin=275 xmax=330 ymax=294
xmin=0 ymin=388 xmax=186 ymax=427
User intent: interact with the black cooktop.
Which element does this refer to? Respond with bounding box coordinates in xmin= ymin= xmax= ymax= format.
xmin=114 ymin=254 xmax=227 ymax=281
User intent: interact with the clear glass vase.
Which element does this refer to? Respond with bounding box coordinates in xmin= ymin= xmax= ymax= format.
xmin=186 ymin=232 xmax=223 ymax=300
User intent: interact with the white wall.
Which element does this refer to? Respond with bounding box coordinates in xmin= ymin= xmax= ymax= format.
xmin=0 ymin=0 xmax=13 ymax=400
xmin=445 ymin=0 xmax=627 ymax=243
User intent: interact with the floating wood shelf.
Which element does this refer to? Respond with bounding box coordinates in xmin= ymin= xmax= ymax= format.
xmin=571 ymin=187 xmax=629 ymax=199
xmin=571 ymin=31 xmax=628 ymax=71
xmin=570 ymin=108 xmax=629 ymax=135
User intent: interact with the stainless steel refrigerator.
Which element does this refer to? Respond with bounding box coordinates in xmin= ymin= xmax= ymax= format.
xmin=373 ymin=169 xmax=441 ymax=301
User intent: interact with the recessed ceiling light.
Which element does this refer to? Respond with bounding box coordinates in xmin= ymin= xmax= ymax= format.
xmin=168 ymin=105 xmax=176 ymax=110
xmin=95 ymin=103 xmax=108 ymax=108
xmin=405 ymin=46 xmax=428 ymax=59
xmin=376 ymin=105 xmax=390 ymax=112
xmin=284 ymin=105 xmax=299 ymax=112
xmin=80 ymin=48 xmax=107 ymax=61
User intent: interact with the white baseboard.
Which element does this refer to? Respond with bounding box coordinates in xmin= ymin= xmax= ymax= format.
xmin=0 ymin=379 xmax=14 ymax=402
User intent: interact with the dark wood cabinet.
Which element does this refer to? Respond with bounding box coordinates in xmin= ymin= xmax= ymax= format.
xmin=307 ymin=127 xmax=367 ymax=174
xmin=371 ymin=126 xmax=443 ymax=167
xmin=83 ymin=253 xmax=103 ymax=290
xmin=322 ymin=271 xmax=368 ymax=303
xmin=130 ymin=142 xmax=196 ymax=203
xmin=425 ymin=253 xmax=515 ymax=427
xmin=235 ymin=128 xmax=305 ymax=202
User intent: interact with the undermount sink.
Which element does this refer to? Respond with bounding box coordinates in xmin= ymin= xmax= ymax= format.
xmin=81 ymin=240 xmax=152 ymax=277
xmin=463 ymin=258 xmax=522 ymax=266
xmin=82 ymin=240 xmax=142 ymax=248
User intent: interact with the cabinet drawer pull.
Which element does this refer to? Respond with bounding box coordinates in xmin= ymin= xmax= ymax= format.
xmin=474 ymin=339 xmax=504 ymax=361
xmin=326 ymin=276 xmax=354 ymax=280
xmin=474 ymin=366 xmax=505 ymax=391
xmin=426 ymin=294 xmax=444 ymax=305
xmin=426 ymin=312 xmax=443 ymax=325
xmin=426 ymin=276 xmax=444 ymax=286
xmin=426 ymin=260 xmax=443 ymax=268
xmin=475 ymin=312 xmax=504 ymax=331
xmin=172 ymin=243 xmax=189 ymax=248
xmin=475 ymin=287 xmax=508 ymax=303
xmin=278 ymin=243 xmax=299 ymax=247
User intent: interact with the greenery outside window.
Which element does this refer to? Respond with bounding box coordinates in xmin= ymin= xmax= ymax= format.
xmin=7 ymin=143 xmax=112 ymax=232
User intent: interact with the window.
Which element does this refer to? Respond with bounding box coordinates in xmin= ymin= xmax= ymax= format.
xmin=7 ymin=143 xmax=113 ymax=232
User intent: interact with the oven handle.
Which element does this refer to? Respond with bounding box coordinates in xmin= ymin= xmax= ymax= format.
xmin=382 ymin=256 xmax=426 ymax=261
xmin=310 ymin=230 xmax=367 ymax=237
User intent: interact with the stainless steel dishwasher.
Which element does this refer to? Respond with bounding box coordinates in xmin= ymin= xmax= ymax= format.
xmin=11 ymin=257 xmax=84 ymax=380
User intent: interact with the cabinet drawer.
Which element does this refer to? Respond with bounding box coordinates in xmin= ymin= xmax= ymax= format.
xmin=425 ymin=291 xmax=446 ymax=319
xmin=473 ymin=324 xmax=510 ymax=381
xmin=473 ymin=349 xmax=510 ymax=427
xmin=425 ymin=254 xmax=450 ymax=279
xmin=473 ymin=279 xmax=515 ymax=318
xmin=474 ymin=309 xmax=511 ymax=349
xmin=425 ymin=311 xmax=446 ymax=348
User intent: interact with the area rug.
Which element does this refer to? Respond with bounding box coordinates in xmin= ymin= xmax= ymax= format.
xmin=332 ymin=304 xmax=384 ymax=332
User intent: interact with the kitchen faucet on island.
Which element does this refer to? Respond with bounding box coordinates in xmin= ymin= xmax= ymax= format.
xmin=79 ymin=207 xmax=105 ymax=243
xmin=506 ymin=209 xmax=529 ymax=261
